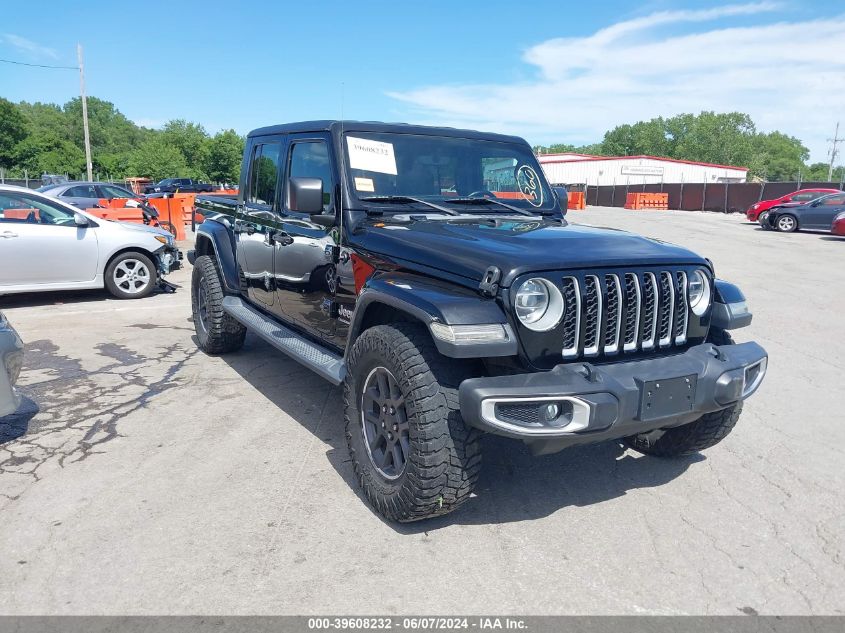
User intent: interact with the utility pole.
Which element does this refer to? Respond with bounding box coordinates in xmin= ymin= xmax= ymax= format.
xmin=827 ymin=122 xmax=842 ymax=182
xmin=77 ymin=43 xmax=93 ymax=181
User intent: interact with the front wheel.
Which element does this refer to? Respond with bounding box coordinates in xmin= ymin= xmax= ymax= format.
xmin=775 ymin=214 xmax=798 ymax=232
xmin=104 ymin=251 xmax=156 ymax=299
xmin=624 ymin=328 xmax=742 ymax=457
xmin=344 ymin=323 xmax=482 ymax=522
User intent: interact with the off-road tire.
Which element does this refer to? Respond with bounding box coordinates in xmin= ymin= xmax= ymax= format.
xmin=624 ymin=328 xmax=742 ymax=457
xmin=344 ymin=323 xmax=482 ymax=522
xmin=191 ymin=255 xmax=246 ymax=354
xmin=104 ymin=251 xmax=157 ymax=299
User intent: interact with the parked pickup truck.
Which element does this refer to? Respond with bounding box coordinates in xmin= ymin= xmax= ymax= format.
xmin=188 ymin=121 xmax=768 ymax=522
xmin=145 ymin=178 xmax=213 ymax=194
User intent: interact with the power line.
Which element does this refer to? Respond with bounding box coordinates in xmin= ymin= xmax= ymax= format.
xmin=0 ymin=57 xmax=77 ymax=70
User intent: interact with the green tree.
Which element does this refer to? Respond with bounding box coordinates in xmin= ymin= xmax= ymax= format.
xmin=0 ymin=98 xmax=29 ymax=169
xmin=127 ymin=136 xmax=189 ymax=181
xmin=204 ymin=129 xmax=244 ymax=183
xmin=601 ymin=118 xmax=671 ymax=157
xmin=803 ymin=161 xmax=845 ymax=182
xmin=14 ymin=131 xmax=85 ymax=176
xmin=670 ymin=112 xmax=756 ymax=167
xmin=746 ymin=131 xmax=808 ymax=181
xmin=161 ymin=119 xmax=209 ymax=178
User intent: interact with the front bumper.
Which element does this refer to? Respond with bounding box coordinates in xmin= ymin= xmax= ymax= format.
xmin=155 ymin=245 xmax=183 ymax=275
xmin=459 ymin=341 xmax=767 ymax=455
xmin=0 ymin=316 xmax=24 ymax=418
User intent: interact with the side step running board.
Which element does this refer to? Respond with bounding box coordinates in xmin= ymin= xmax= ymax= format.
xmin=222 ymin=296 xmax=346 ymax=385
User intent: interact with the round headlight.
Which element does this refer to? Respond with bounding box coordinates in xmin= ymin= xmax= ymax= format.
xmin=515 ymin=278 xmax=564 ymax=331
xmin=687 ymin=270 xmax=711 ymax=316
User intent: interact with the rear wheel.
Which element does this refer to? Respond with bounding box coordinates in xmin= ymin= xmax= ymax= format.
xmin=775 ymin=214 xmax=798 ymax=232
xmin=624 ymin=328 xmax=742 ymax=457
xmin=191 ymin=255 xmax=246 ymax=354
xmin=344 ymin=323 xmax=482 ymax=522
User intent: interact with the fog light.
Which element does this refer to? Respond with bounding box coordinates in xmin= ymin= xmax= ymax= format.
xmin=742 ymin=357 xmax=767 ymax=398
xmin=541 ymin=403 xmax=560 ymax=422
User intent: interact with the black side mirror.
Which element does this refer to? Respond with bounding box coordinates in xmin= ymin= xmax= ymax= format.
xmin=289 ymin=177 xmax=323 ymax=214
xmin=553 ymin=186 xmax=569 ymax=216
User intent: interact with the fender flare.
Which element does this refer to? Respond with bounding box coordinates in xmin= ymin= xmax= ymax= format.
xmin=347 ymin=272 xmax=518 ymax=358
xmin=195 ymin=221 xmax=239 ymax=293
xmin=712 ymin=279 xmax=752 ymax=330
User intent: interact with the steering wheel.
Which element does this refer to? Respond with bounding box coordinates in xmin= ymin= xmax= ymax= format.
xmin=468 ymin=190 xmax=497 ymax=198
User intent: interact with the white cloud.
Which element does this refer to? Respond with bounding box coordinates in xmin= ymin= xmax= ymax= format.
xmin=1 ymin=33 xmax=59 ymax=60
xmin=388 ymin=3 xmax=845 ymax=162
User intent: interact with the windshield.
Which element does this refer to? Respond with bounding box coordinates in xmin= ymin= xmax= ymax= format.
xmin=344 ymin=132 xmax=554 ymax=212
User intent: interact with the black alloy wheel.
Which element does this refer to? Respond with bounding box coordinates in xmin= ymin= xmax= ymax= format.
xmin=360 ymin=366 xmax=410 ymax=480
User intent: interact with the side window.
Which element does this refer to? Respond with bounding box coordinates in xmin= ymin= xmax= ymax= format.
xmin=247 ymin=142 xmax=282 ymax=208
xmin=821 ymin=195 xmax=845 ymax=206
xmin=0 ymin=193 xmax=76 ymax=225
xmin=100 ymin=185 xmax=134 ymax=199
xmin=64 ymin=185 xmax=98 ymax=198
xmin=792 ymin=193 xmax=813 ymax=201
xmin=287 ymin=141 xmax=334 ymax=213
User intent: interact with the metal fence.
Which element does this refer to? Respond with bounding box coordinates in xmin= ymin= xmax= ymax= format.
xmin=584 ymin=180 xmax=845 ymax=213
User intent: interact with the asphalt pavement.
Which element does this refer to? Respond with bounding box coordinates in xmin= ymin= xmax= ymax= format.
xmin=1 ymin=207 xmax=843 ymax=615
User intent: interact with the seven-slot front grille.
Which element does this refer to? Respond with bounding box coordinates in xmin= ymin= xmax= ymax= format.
xmin=559 ymin=270 xmax=692 ymax=360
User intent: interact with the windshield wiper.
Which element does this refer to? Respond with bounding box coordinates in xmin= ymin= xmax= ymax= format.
xmin=444 ymin=197 xmax=539 ymax=217
xmin=359 ymin=195 xmax=459 ymax=216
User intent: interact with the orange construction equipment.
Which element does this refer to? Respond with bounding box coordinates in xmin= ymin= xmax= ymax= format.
xmin=567 ymin=191 xmax=586 ymax=210
xmin=86 ymin=207 xmax=147 ymax=223
xmin=144 ymin=197 xmax=189 ymax=240
xmin=624 ymin=193 xmax=669 ymax=210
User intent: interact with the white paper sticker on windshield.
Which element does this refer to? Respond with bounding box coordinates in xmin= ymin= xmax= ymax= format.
xmin=347 ymin=136 xmax=397 ymax=175
xmin=354 ymin=177 xmax=375 ymax=192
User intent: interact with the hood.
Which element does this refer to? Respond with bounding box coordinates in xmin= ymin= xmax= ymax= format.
xmin=354 ymin=217 xmax=708 ymax=286
xmin=111 ymin=220 xmax=172 ymax=239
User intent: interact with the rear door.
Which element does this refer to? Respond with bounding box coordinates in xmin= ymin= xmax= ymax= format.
xmin=0 ymin=191 xmax=99 ymax=287
xmin=59 ymin=184 xmax=100 ymax=209
xmin=236 ymin=136 xmax=285 ymax=310
xmin=806 ymin=194 xmax=845 ymax=229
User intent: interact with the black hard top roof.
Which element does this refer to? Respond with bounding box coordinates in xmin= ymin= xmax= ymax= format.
xmin=247 ymin=120 xmax=527 ymax=144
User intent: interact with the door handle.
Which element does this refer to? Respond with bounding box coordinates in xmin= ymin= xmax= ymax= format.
xmin=1 ymin=231 xmax=18 ymax=238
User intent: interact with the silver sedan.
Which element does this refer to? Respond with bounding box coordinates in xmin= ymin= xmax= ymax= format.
xmin=0 ymin=312 xmax=23 ymax=418
xmin=0 ymin=185 xmax=181 ymax=300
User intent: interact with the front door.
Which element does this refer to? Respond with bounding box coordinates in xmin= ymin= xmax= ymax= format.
xmin=236 ymin=138 xmax=284 ymax=309
xmin=0 ymin=191 xmax=99 ymax=287
xmin=274 ymin=136 xmax=340 ymax=341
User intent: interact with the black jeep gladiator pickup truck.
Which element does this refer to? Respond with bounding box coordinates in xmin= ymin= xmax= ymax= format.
xmin=188 ymin=121 xmax=767 ymax=522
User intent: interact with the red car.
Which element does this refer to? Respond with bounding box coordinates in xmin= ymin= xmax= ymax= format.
xmin=832 ymin=211 xmax=845 ymax=236
xmin=746 ymin=188 xmax=842 ymax=222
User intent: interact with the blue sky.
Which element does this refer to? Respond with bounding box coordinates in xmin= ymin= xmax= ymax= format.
xmin=1 ymin=0 xmax=843 ymax=162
